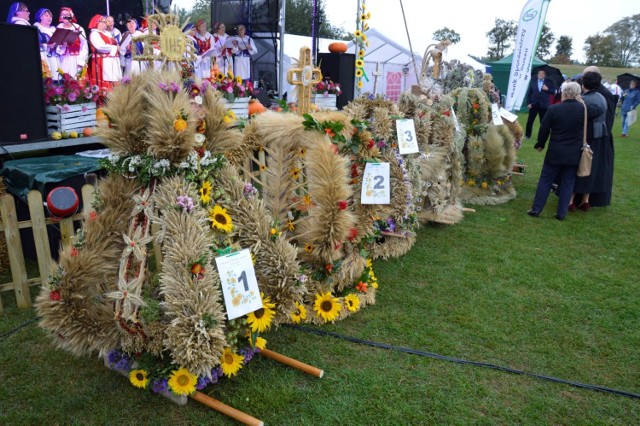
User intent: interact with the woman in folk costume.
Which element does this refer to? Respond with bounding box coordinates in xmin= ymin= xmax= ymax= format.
xmin=87 ymin=14 xmax=121 ymax=92
xmin=232 ymin=24 xmax=257 ymax=83
xmin=56 ymin=7 xmax=88 ymax=78
xmin=7 ymin=2 xmax=29 ymax=25
xmin=33 ymin=8 xmax=60 ymax=79
xmin=119 ymin=17 xmax=146 ymax=77
xmin=212 ymin=22 xmax=233 ymax=76
xmin=193 ymin=19 xmax=213 ymax=80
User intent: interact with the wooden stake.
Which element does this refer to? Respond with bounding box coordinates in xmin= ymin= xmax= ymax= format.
xmin=189 ymin=391 xmax=263 ymax=426
xmin=259 ymin=348 xmax=324 ymax=378
xmin=0 ymin=194 xmax=30 ymax=308
xmin=461 ymin=207 xmax=476 ymax=213
xmin=380 ymin=231 xmax=408 ymax=238
xmin=27 ymin=190 xmax=51 ymax=288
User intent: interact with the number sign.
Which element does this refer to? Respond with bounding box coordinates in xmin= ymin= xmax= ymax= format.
xmin=214 ymin=248 xmax=262 ymax=320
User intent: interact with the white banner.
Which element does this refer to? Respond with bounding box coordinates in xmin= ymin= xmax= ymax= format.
xmin=505 ymin=0 xmax=551 ymax=111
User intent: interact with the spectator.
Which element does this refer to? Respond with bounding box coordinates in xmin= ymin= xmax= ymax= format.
xmin=525 ymin=69 xmax=556 ymax=140
xmin=620 ymin=80 xmax=640 ymax=138
xmin=7 ymin=2 xmax=30 ymax=25
xmin=609 ymin=79 xmax=622 ymax=107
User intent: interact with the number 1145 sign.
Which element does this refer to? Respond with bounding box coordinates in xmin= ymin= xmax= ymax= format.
xmin=214 ymin=248 xmax=262 ymax=320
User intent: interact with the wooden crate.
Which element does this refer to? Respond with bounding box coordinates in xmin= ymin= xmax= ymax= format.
xmin=311 ymin=94 xmax=337 ymax=111
xmin=45 ymin=102 xmax=97 ymax=134
xmin=221 ymin=97 xmax=249 ymax=119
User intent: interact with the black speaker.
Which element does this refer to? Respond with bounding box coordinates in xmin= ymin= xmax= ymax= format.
xmin=317 ymin=53 xmax=355 ymax=109
xmin=0 ymin=23 xmax=48 ymax=144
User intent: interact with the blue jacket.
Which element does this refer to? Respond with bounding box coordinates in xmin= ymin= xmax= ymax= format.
xmin=621 ymin=87 xmax=640 ymax=114
xmin=525 ymin=77 xmax=556 ymax=109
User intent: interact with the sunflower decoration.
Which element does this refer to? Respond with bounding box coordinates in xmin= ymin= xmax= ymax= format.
xmin=129 ymin=369 xmax=149 ymax=389
xmin=313 ymin=292 xmax=341 ymax=323
xmin=254 ymin=336 xmax=267 ymax=350
xmin=220 ymin=347 xmax=244 ymax=377
xmin=209 ymin=204 xmax=233 ymax=233
xmin=290 ymin=301 xmax=307 ymax=324
xmin=199 ymin=180 xmax=212 ymax=204
xmin=344 ymin=293 xmax=361 ymax=312
xmin=246 ymin=293 xmax=276 ymax=333
xmin=353 ymin=0 xmax=370 ymax=93
xmin=167 ymin=367 xmax=197 ymax=395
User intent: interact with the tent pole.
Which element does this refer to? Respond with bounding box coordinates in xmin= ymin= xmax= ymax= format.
xmin=278 ymin=0 xmax=287 ymax=100
xmin=106 ymin=0 xmax=110 ymax=16
xmin=398 ymin=0 xmax=419 ymax=79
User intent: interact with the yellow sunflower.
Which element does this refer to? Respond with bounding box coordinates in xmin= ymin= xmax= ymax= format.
xmin=360 ymin=13 xmax=367 ymax=21
xmin=129 ymin=369 xmax=149 ymax=389
xmin=235 ymin=76 xmax=242 ymax=84
xmin=209 ymin=205 xmax=233 ymax=233
xmin=199 ymin=181 xmax=212 ymax=204
xmin=358 ymin=80 xmax=363 ymax=89
xmin=290 ymin=301 xmax=307 ymax=324
xmin=291 ymin=167 xmax=301 ymax=179
xmin=259 ymin=164 xmax=267 ymax=171
xmin=304 ymin=243 xmax=314 ymax=254
xmin=344 ymin=294 xmax=361 ymax=312
xmin=358 ymin=49 xmax=365 ymax=58
xmin=355 ymin=59 xmax=364 ymax=68
xmin=255 ymin=336 xmax=267 ymax=350
xmin=220 ymin=347 xmax=244 ymax=377
xmin=227 ymin=70 xmax=235 ymax=79
xmin=361 ymin=34 xmax=367 ymax=42
xmin=168 ymin=367 xmax=197 ymax=395
xmin=217 ymin=72 xmax=225 ymax=81
xmin=246 ymin=293 xmax=276 ymax=332
xmin=313 ymin=292 xmax=341 ymax=322
xmin=356 ymin=69 xmax=363 ymax=78
xmin=354 ymin=30 xmax=362 ymax=38
xmin=299 ymin=147 xmax=306 ymax=156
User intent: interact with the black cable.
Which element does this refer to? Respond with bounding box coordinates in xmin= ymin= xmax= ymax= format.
xmin=285 ymin=324 xmax=640 ymax=400
xmin=0 ymin=316 xmax=40 ymax=342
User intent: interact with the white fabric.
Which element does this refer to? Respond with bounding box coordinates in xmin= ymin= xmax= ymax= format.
xmin=213 ymin=33 xmax=232 ymax=75
xmin=90 ymin=30 xmax=122 ymax=82
xmin=56 ymin=23 xmax=88 ymax=76
xmin=10 ymin=17 xmax=30 ymax=25
xmin=232 ymin=35 xmax=257 ymax=80
xmin=194 ymin=32 xmax=214 ymax=80
xmin=609 ymin=83 xmax=622 ymax=96
xmin=119 ymin=30 xmax=146 ymax=77
xmin=109 ymin=27 xmax=122 ymax=44
xmin=34 ymin=23 xmax=60 ymax=80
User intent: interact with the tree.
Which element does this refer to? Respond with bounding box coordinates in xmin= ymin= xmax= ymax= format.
xmin=285 ymin=0 xmax=346 ymax=39
xmin=486 ymin=18 xmax=516 ymax=61
xmin=535 ymin=23 xmax=554 ymax=61
xmin=550 ymin=35 xmax=573 ymax=64
xmin=433 ymin=27 xmax=461 ymax=44
xmin=603 ymin=14 xmax=640 ymax=67
xmin=183 ymin=0 xmax=211 ymax=28
xmin=583 ymin=33 xmax=616 ymax=66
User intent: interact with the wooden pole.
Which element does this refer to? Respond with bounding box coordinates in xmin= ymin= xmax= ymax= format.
xmin=380 ymin=231 xmax=408 ymax=238
xmin=27 ymin=190 xmax=52 ymax=288
xmin=0 ymin=194 xmax=31 ymax=308
xmin=189 ymin=391 xmax=263 ymax=426
xmin=259 ymin=348 xmax=324 ymax=378
xmin=461 ymin=207 xmax=476 ymax=213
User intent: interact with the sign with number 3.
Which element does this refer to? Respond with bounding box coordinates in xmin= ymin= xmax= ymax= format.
xmin=214 ymin=248 xmax=262 ymax=320
xmin=361 ymin=162 xmax=390 ymax=204
xmin=395 ymin=119 xmax=419 ymax=154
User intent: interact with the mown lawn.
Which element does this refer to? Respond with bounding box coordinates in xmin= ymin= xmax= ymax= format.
xmin=1 ymin=115 xmax=639 ymax=424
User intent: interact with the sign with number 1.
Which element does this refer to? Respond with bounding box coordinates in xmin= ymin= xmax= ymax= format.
xmin=395 ymin=119 xmax=419 ymax=154
xmin=214 ymin=248 xmax=262 ymax=320
xmin=361 ymin=162 xmax=390 ymax=204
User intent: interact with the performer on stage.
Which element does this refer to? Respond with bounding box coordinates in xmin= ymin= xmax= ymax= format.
xmin=87 ymin=14 xmax=121 ymax=94
xmin=119 ymin=17 xmax=145 ymax=77
xmin=33 ymin=8 xmax=60 ymax=79
xmin=105 ymin=15 xmax=121 ymax=44
xmin=56 ymin=7 xmax=88 ymax=78
xmin=193 ymin=19 xmax=213 ymax=80
xmin=232 ymin=24 xmax=257 ymax=83
xmin=213 ymin=22 xmax=232 ymax=76
xmin=7 ymin=2 xmax=30 ymax=25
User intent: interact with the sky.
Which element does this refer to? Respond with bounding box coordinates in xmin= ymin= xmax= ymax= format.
xmin=171 ymin=0 xmax=638 ymax=63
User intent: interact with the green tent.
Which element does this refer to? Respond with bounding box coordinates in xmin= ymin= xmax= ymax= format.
xmin=487 ymin=54 xmax=547 ymax=109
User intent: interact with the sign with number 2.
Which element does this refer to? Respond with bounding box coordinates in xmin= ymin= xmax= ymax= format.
xmin=214 ymin=248 xmax=262 ymax=320
xmin=361 ymin=162 xmax=390 ymax=204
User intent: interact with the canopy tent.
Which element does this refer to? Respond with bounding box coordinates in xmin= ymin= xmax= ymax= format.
xmin=487 ymin=53 xmax=547 ymax=109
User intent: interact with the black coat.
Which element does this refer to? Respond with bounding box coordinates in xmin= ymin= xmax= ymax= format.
xmin=526 ymin=78 xmax=556 ymax=109
xmin=535 ymin=99 xmax=584 ymax=166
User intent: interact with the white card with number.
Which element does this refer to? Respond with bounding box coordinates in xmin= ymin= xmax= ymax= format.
xmin=214 ymin=248 xmax=262 ymax=320
xmin=361 ymin=162 xmax=390 ymax=204
xmin=499 ymin=107 xmax=518 ymax=122
xmin=395 ymin=119 xmax=419 ymax=154
xmin=491 ymin=103 xmax=504 ymax=126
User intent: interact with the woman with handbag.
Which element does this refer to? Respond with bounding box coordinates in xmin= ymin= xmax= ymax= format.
xmin=528 ymin=82 xmax=587 ymax=221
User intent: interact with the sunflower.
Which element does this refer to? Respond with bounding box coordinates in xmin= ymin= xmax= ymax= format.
xmin=358 ymin=80 xmax=363 ymax=89
xmin=227 ymin=70 xmax=235 ymax=79
xmin=168 ymin=367 xmax=197 ymax=395
xmin=235 ymin=76 xmax=242 ymax=84
xmin=313 ymin=292 xmax=341 ymax=322
xmin=259 ymin=164 xmax=267 ymax=171
xmin=255 ymin=336 xmax=267 ymax=350
xmin=344 ymin=294 xmax=361 ymax=312
xmin=199 ymin=181 xmax=212 ymax=204
xmin=354 ymin=30 xmax=362 ymax=38
xmin=290 ymin=301 xmax=307 ymax=324
xmin=358 ymin=49 xmax=365 ymax=58
xmin=220 ymin=347 xmax=244 ymax=377
xmin=299 ymin=147 xmax=306 ymax=157
xmin=246 ymin=293 xmax=276 ymax=332
xmin=304 ymin=243 xmax=314 ymax=254
xmin=361 ymin=34 xmax=367 ymax=42
xmin=356 ymin=69 xmax=363 ymax=78
xmin=291 ymin=167 xmax=301 ymax=179
xmin=360 ymin=13 xmax=367 ymax=21
xmin=129 ymin=369 xmax=149 ymax=389
xmin=209 ymin=205 xmax=233 ymax=233
xmin=355 ymin=59 xmax=364 ymax=68
xmin=217 ymin=72 xmax=225 ymax=81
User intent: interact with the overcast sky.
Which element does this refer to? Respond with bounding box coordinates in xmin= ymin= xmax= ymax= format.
xmin=172 ymin=0 xmax=638 ymax=62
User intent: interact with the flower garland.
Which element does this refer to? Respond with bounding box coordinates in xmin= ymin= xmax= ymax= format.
xmin=353 ymin=1 xmax=370 ymax=92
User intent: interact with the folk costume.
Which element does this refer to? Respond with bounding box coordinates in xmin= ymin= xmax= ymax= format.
xmin=119 ymin=19 xmax=146 ymax=77
xmin=34 ymin=9 xmax=60 ymax=79
xmin=232 ymin=33 xmax=257 ymax=81
xmin=213 ymin=31 xmax=232 ymax=76
xmin=193 ymin=21 xmax=214 ymax=80
xmin=56 ymin=7 xmax=88 ymax=78
xmin=88 ymin=15 xmax=121 ymax=92
xmin=7 ymin=2 xmax=29 ymax=25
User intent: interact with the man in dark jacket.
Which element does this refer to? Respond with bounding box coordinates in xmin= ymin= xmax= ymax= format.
xmin=528 ymin=82 xmax=583 ymax=220
xmin=525 ymin=69 xmax=557 ymax=139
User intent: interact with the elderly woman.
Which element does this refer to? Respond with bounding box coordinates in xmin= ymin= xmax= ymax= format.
xmin=528 ymin=82 xmax=585 ymax=221
xmin=7 ymin=2 xmax=29 ymax=25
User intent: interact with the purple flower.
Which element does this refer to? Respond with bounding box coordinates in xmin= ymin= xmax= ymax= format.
xmin=151 ymin=379 xmax=168 ymax=394
xmin=115 ymin=357 xmax=131 ymax=371
xmin=158 ymin=82 xmax=168 ymax=91
xmin=67 ymin=91 xmax=77 ymax=103
xmin=121 ymin=76 xmax=131 ymax=85
xmin=91 ymin=85 xmax=100 ymax=94
xmin=176 ymin=195 xmax=194 ymax=212
xmin=107 ymin=350 xmax=120 ymax=365
xmin=386 ymin=218 xmax=396 ymax=232
xmin=196 ymin=376 xmax=209 ymax=390
xmin=170 ymin=82 xmax=180 ymax=93
xmin=62 ymin=104 xmax=71 ymax=112
xmin=243 ymin=183 xmax=258 ymax=199
xmin=81 ymin=105 xmax=88 ymax=112
xmin=54 ymin=86 xmax=64 ymax=95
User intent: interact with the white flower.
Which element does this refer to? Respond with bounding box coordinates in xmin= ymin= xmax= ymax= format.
xmin=178 ymin=161 xmax=190 ymax=169
xmin=194 ymin=95 xmax=203 ymax=105
xmin=194 ymin=133 xmax=205 ymax=146
xmin=108 ymin=153 xmax=121 ymax=164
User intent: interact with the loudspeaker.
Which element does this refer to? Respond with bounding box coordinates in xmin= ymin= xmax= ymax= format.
xmin=0 ymin=23 xmax=48 ymax=144
xmin=317 ymin=53 xmax=355 ymax=109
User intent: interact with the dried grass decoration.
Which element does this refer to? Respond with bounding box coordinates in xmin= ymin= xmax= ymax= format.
xmin=35 ymin=69 xmax=303 ymax=393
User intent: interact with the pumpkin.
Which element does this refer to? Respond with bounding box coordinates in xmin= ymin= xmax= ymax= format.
xmin=248 ymin=99 xmax=267 ymax=116
xmin=328 ymin=42 xmax=348 ymax=54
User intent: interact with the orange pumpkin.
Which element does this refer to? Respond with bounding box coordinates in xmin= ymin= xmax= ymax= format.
xmin=96 ymin=108 xmax=108 ymax=125
xmin=328 ymin=42 xmax=348 ymax=54
xmin=248 ymin=99 xmax=266 ymax=116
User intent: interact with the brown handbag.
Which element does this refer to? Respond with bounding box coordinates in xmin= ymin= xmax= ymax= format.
xmin=577 ymin=98 xmax=593 ymax=177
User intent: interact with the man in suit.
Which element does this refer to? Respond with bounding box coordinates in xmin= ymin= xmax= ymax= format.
xmin=525 ymin=69 xmax=556 ymax=139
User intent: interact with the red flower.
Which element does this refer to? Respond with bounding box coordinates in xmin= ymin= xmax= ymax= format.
xmin=89 ymin=211 xmax=98 ymax=221
xmin=347 ymin=227 xmax=358 ymax=241
xmin=442 ymin=110 xmax=450 ymax=116
xmin=195 ymin=146 xmax=206 ymax=158
xmin=351 ymin=163 xmax=359 ymax=178
xmin=325 ymin=263 xmax=333 ymax=274
xmin=49 ymin=290 xmax=61 ymax=301
xmin=334 ymin=242 xmax=342 ymax=250
xmin=324 ymin=128 xmax=335 ymax=138
xmin=356 ymin=282 xmax=368 ymax=292
xmin=472 ymin=103 xmax=479 ymax=109
xmin=70 ymin=247 xmax=78 ymax=257
xmin=337 ymin=200 xmax=348 ymax=210
xmin=367 ymin=139 xmax=375 ymax=149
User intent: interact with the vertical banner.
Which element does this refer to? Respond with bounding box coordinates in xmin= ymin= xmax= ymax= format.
xmin=505 ymin=0 xmax=551 ymax=111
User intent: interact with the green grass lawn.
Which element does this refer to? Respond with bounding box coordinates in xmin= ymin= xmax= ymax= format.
xmin=1 ymin=117 xmax=639 ymax=424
